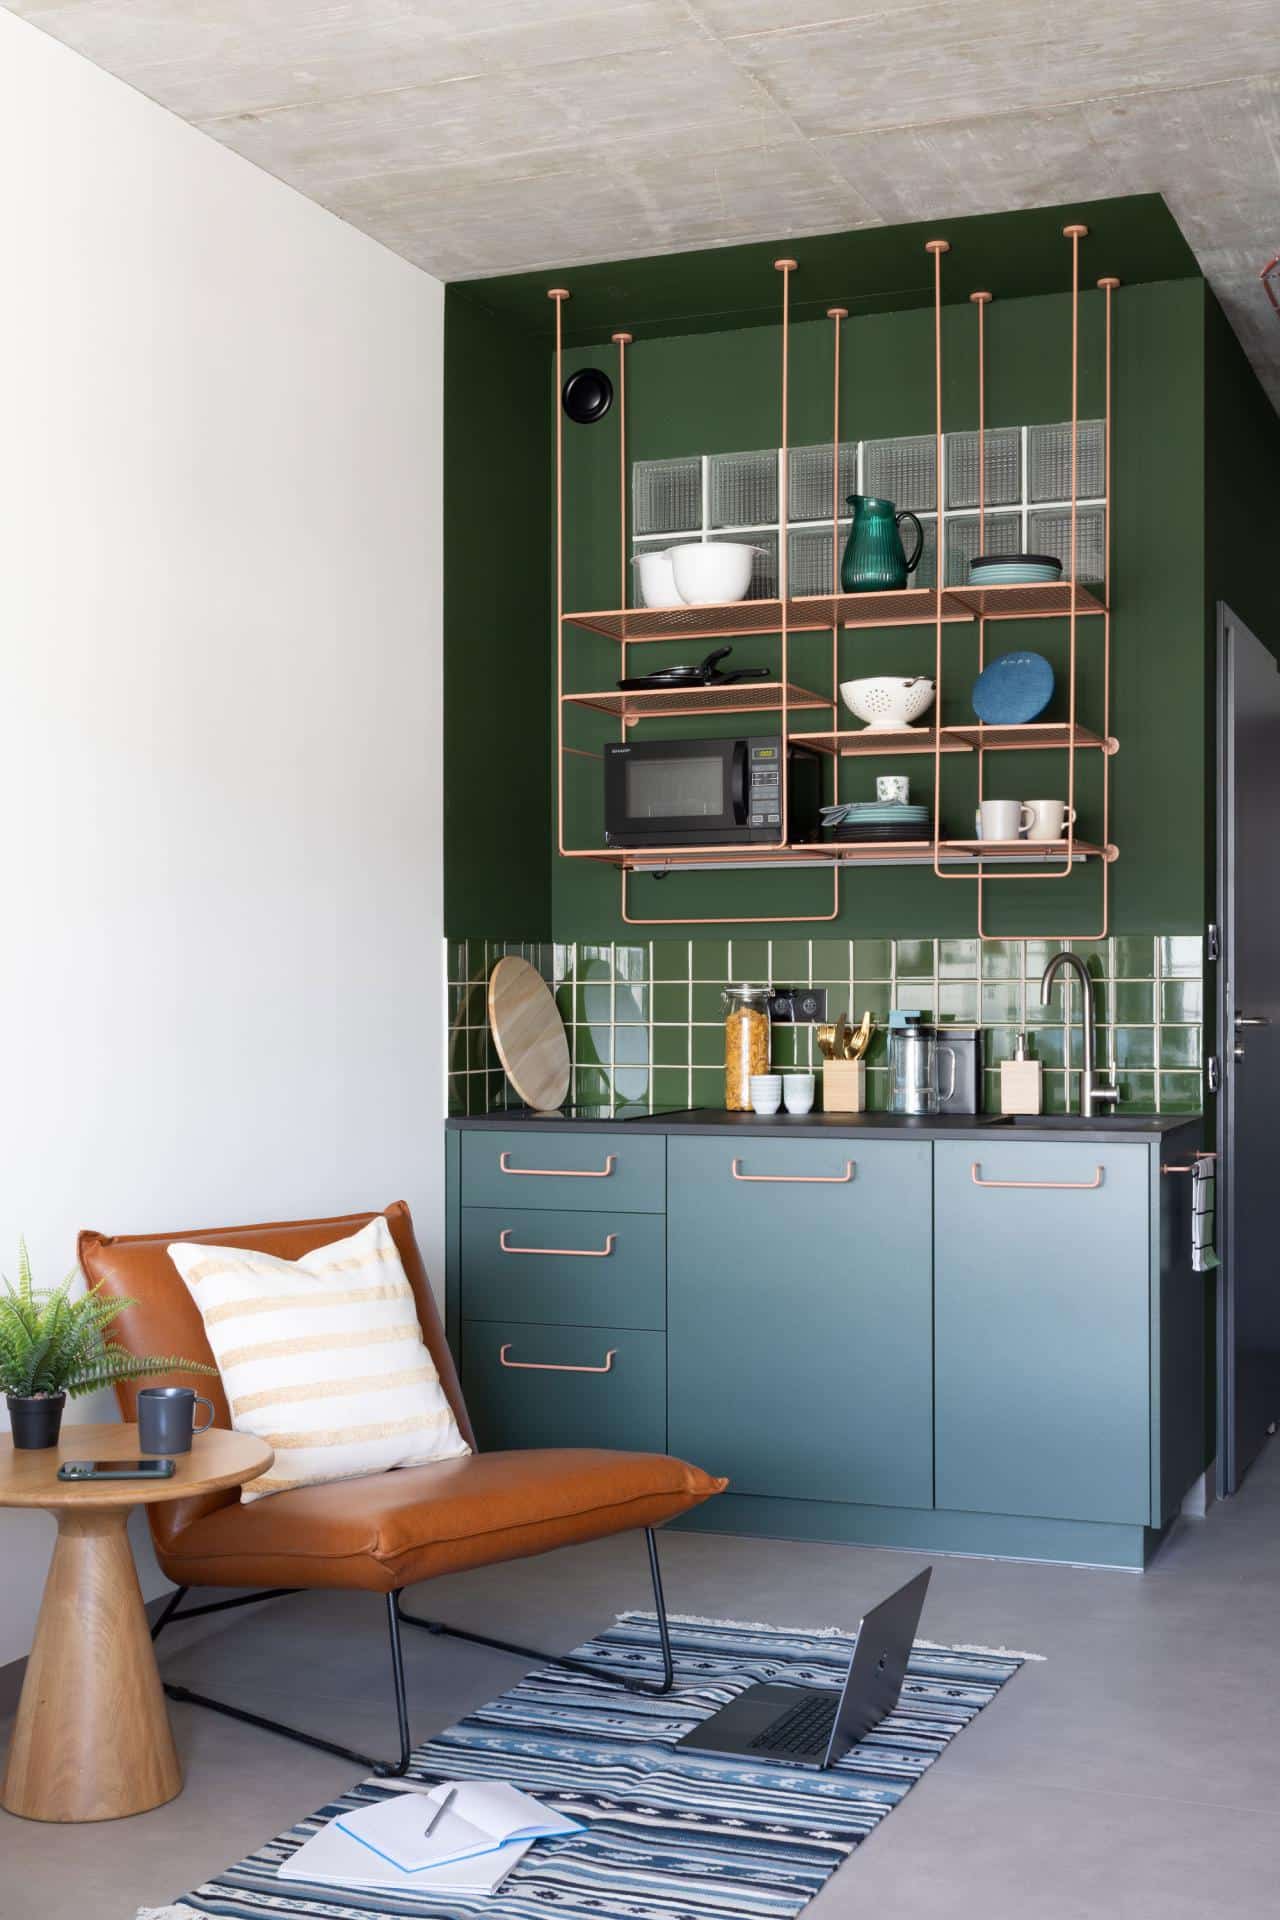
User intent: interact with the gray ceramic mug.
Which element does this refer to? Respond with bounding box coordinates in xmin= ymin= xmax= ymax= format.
xmin=137 ymin=1385 xmax=215 ymax=1455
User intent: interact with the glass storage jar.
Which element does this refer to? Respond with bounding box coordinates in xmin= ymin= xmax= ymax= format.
xmin=723 ymin=984 xmax=772 ymax=1111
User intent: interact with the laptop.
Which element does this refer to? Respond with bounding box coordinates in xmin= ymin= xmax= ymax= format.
xmin=677 ymin=1568 xmax=932 ymax=1769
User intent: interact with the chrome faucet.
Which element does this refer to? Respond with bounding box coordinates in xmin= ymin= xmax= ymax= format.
xmin=1040 ymin=951 xmax=1119 ymax=1118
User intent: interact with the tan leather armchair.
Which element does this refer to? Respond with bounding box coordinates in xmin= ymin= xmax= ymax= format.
xmin=79 ymin=1200 xmax=725 ymax=1773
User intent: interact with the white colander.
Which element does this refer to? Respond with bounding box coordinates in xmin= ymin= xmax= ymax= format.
xmin=840 ymin=675 xmax=936 ymax=730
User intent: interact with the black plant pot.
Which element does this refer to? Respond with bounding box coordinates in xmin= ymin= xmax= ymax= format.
xmin=7 ymin=1393 xmax=66 ymax=1450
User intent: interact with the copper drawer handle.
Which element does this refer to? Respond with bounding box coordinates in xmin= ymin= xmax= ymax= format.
xmin=499 ymin=1229 xmax=616 ymax=1258
xmin=971 ymin=1161 xmax=1104 ymax=1191
xmin=499 ymin=1151 xmax=617 ymax=1179
xmin=499 ymin=1343 xmax=616 ymax=1374
xmin=731 ymin=1157 xmax=854 ymax=1184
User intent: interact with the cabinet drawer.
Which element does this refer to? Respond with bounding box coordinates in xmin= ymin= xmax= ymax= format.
xmin=462 ymin=1321 xmax=666 ymax=1453
xmin=461 ymin=1208 xmax=664 ymax=1329
xmin=461 ymin=1131 xmax=665 ymax=1213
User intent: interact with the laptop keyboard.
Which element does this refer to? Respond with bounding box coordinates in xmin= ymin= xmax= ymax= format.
xmin=747 ymin=1691 xmax=839 ymax=1755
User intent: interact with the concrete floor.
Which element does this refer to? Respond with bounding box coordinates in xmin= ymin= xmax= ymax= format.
xmin=6 ymin=1439 xmax=1279 ymax=1920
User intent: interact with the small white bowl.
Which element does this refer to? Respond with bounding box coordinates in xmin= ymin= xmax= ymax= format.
xmin=631 ymin=548 xmax=684 ymax=609
xmin=671 ymin=542 xmax=760 ymax=606
xmin=840 ymin=675 xmax=937 ymax=731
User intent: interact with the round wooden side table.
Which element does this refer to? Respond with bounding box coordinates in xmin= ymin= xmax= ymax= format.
xmin=0 ymin=1421 xmax=272 ymax=1822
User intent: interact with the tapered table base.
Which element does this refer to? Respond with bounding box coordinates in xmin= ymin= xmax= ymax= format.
xmin=3 ymin=1507 xmax=182 ymax=1821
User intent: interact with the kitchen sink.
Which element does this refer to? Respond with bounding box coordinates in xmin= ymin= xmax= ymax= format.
xmin=1006 ymin=1113 xmax=1165 ymax=1128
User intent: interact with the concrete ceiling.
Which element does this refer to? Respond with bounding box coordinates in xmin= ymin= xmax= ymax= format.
xmin=11 ymin=1 xmax=1280 ymax=403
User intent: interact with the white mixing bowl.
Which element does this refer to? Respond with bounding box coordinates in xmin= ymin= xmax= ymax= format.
xmin=671 ymin=542 xmax=760 ymax=605
xmin=840 ymin=675 xmax=937 ymax=730
xmin=631 ymin=548 xmax=684 ymax=608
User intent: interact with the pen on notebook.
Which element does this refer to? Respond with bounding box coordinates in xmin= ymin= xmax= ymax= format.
xmin=422 ymin=1785 xmax=456 ymax=1836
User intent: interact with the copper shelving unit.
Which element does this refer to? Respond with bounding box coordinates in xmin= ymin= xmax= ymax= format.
xmin=551 ymin=223 xmax=1119 ymax=936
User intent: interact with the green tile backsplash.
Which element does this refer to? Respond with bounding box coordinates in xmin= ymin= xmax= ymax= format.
xmin=447 ymin=935 xmax=1204 ymax=1118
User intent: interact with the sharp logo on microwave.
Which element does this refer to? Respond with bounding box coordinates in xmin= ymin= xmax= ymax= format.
xmin=613 ymin=745 xmax=631 ymax=753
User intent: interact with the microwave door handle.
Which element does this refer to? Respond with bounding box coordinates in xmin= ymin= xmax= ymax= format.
xmin=731 ymin=740 xmax=749 ymax=824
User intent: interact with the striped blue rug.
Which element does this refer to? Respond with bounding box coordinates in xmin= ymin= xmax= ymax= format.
xmin=139 ymin=1609 xmax=1029 ymax=1920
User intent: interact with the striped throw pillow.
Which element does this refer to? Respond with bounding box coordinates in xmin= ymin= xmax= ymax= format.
xmin=168 ymin=1215 xmax=470 ymax=1502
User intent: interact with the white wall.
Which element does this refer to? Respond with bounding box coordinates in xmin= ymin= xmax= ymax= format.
xmin=0 ymin=13 xmax=444 ymax=1667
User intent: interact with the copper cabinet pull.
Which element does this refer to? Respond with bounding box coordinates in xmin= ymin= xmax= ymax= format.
xmin=731 ymin=1157 xmax=855 ymax=1184
xmin=499 ymin=1229 xmax=616 ymax=1258
xmin=499 ymin=1151 xmax=617 ymax=1179
xmin=499 ymin=1343 xmax=616 ymax=1374
xmin=971 ymin=1161 xmax=1104 ymax=1191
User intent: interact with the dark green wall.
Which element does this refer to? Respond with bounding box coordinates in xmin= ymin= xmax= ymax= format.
xmin=1205 ymin=290 xmax=1280 ymax=662
xmin=553 ymin=278 xmax=1206 ymax=939
xmin=443 ymin=287 xmax=552 ymax=938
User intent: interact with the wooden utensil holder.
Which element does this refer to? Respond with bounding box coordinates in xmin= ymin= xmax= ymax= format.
xmin=822 ymin=1059 xmax=866 ymax=1112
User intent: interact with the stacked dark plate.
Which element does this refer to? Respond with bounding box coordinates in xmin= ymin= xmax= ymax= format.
xmin=821 ymin=802 xmax=932 ymax=844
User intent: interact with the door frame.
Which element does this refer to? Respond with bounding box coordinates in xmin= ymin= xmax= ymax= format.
xmin=1216 ymin=598 xmax=1235 ymax=1496
xmin=1214 ymin=599 xmax=1280 ymax=1495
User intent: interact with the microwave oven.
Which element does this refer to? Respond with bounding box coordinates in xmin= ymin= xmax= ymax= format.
xmin=602 ymin=735 xmax=822 ymax=848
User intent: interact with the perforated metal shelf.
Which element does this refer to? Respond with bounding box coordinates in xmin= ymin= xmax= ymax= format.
xmin=562 ymin=680 xmax=828 ymax=722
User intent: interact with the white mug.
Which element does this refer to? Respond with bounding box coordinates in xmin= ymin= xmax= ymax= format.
xmin=976 ymin=799 xmax=1035 ymax=841
xmin=876 ymin=776 xmax=910 ymax=804
xmin=1025 ymin=799 xmax=1078 ymax=842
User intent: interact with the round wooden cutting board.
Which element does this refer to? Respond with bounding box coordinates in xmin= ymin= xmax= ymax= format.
xmin=487 ymin=956 xmax=571 ymax=1111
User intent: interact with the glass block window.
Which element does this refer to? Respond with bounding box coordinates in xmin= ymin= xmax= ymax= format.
xmin=632 ymin=457 xmax=700 ymax=536
xmin=863 ymin=434 xmax=938 ymax=513
xmin=629 ymin=423 xmax=1106 ymax=599
xmin=709 ymin=449 xmax=778 ymax=529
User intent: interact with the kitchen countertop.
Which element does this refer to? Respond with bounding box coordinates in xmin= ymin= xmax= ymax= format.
xmin=447 ymin=1107 xmax=1197 ymax=1141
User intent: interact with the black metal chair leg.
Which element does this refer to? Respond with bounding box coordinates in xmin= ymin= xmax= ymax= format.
xmin=152 ymin=1587 xmax=413 ymax=1775
xmin=397 ymin=1525 xmax=676 ymax=1697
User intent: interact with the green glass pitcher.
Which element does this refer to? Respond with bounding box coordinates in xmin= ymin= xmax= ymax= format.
xmin=840 ymin=494 xmax=925 ymax=592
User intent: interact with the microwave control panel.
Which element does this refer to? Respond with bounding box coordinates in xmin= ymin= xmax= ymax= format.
xmin=748 ymin=743 xmax=781 ymax=827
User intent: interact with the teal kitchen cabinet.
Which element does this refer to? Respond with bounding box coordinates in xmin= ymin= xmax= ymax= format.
xmin=933 ymin=1141 xmax=1151 ymax=1525
xmin=461 ymin=1321 xmax=666 ymax=1453
xmin=667 ymin=1136 xmax=934 ymax=1507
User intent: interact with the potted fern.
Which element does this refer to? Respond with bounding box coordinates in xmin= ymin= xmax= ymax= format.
xmin=0 ymin=1241 xmax=216 ymax=1449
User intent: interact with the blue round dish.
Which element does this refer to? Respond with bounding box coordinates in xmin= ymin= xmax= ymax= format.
xmin=971 ymin=650 xmax=1055 ymax=725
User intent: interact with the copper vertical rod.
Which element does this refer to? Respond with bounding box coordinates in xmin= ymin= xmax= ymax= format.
xmin=776 ymin=259 xmax=796 ymax=848
xmin=549 ymin=288 xmax=570 ymax=858
xmin=970 ymin=293 xmax=991 ymax=548
xmin=925 ymin=240 xmax=949 ymax=882
xmin=1063 ymin=223 xmax=1087 ymax=874
xmin=612 ymin=330 xmax=633 ymax=762
xmin=829 ymin=306 xmax=848 ymax=791
xmin=612 ymin=332 xmax=632 ymax=617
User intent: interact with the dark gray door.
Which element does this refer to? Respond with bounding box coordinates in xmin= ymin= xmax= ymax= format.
xmin=1217 ymin=603 xmax=1280 ymax=1492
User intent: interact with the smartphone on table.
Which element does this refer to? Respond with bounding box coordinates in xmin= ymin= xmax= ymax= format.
xmin=57 ymin=1459 xmax=176 ymax=1481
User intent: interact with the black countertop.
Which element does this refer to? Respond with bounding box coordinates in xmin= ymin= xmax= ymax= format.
xmin=447 ymin=1106 xmax=1197 ymax=1141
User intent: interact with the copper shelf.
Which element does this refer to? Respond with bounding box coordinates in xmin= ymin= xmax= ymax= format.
xmin=563 ymin=583 xmax=1105 ymax=646
xmin=567 ymin=839 xmax=1105 ymax=872
xmin=563 ymin=679 xmax=827 ymax=722
xmin=791 ymin=722 xmax=1111 ymax=756
xmin=938 ymin=838 xmax=1108 ymax=860
xmin=791 ymin=726 xmax=968 ymax=758
xmin=563 ymin=599 xmax=815 ymax=644
xmin=791 ymin=588 xmax=968 ymax=630
xmin=940 ymin=722 xmax=1113 ymax=752
xmin=944 ymin=581 xmax=1106 ymax=619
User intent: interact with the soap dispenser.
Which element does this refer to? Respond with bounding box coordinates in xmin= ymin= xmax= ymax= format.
xmin=1000 ymin=1032 xmax=1042 ymax=1115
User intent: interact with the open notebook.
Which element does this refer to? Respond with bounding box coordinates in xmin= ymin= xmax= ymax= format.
xmin=279 ymin=1779 xmax=584 ymax=1895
